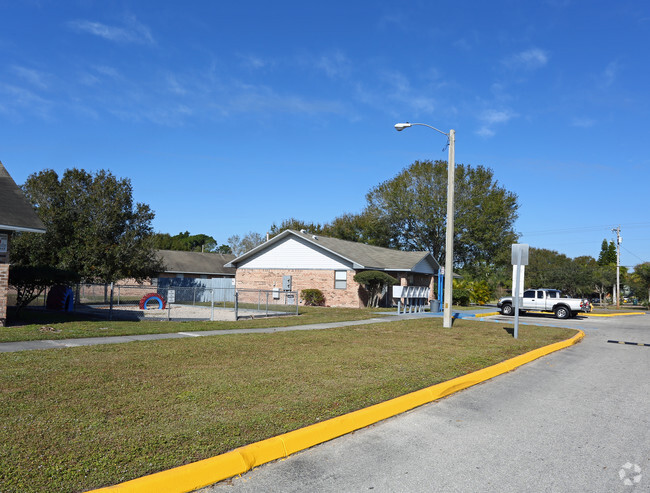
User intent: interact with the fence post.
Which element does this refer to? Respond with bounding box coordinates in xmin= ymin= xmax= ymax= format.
xmin=167 ymin=288 xmax=171 ymax=321
xmin=234 ymin=291 xmax=239 ymax=320
xmin=295 ymin=291 xmax=299 ymax=315
xmin=210 ymin=287 xmax=214 ymax=321
xmin=193 ymin=286 xmax=196 ymax=306
xmin=266 ymin=291 xmax=269 ymax=317
xmin=117 ymin=285 xmax=120 ymax=306
xmin=109 ymin=282 xmax=114 ymax=321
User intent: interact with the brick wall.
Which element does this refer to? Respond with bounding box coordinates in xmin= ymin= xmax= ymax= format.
xmin=0 ymin=263 xmax=8 ymax=326
xmin=236 ymin=269 xmax=365 ymax=308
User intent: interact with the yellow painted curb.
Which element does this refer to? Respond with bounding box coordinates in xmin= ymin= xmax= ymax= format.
xmin=584 ymin=312 xmax=644 ymax=317
xmin=89 ymin=330 xmax=585 ymax=493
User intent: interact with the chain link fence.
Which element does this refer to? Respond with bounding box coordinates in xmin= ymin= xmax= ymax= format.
xmin=72 ymin=283 xmax=298 ymax=321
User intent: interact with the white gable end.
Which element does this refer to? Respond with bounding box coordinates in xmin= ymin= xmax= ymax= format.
xmin=412 ymin=257 xmax=436 ymax=274
xmin=239 ymin=236 xmax=352 ymax=270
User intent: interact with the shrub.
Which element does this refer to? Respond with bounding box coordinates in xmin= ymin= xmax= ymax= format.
xmin=9 ymin=265 xmax=80 ymax=316
xmin=300 ymin=289 xmax=325 ymax=306
xmin=353 ymin=270 xmax=398 ymax=307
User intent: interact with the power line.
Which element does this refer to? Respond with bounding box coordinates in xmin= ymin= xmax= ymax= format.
xmin=520 ymin=221 xmax=650 ymax=237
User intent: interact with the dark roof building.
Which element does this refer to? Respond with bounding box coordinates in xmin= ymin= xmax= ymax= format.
xmin=0 ymin=161 xmax=46 ymax=326
xmin=156 ymin=249 xmax=236 ymax=278
xmin=0 ymin=162 xmax=46 ymax=233
xmin=226 ymin=229 xmax=439 ymax=308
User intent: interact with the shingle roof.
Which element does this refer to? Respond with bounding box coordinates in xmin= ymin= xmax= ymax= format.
xmin=227 ymin=229 xmax=439 ymax=273
xmin=156 ymin=249 xmax=236 ymax=276
xmin=0 ymin=162 xmax=46 ymax=233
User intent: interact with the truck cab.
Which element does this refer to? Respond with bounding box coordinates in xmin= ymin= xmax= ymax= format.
xmin=498 ymin=288 xmax=590 ymax=319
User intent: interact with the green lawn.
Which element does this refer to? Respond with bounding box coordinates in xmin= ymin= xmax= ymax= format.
xmin=0 ymin=317 xmax=577 ymax=493
xmin=0 ymin=306 xmax=388 ymax=343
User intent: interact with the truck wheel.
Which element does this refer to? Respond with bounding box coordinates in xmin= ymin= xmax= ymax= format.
xmin=554 ymin=306 xmax=570 ymax=319
xmin=501 ymin=303 xmax=514 ymax=316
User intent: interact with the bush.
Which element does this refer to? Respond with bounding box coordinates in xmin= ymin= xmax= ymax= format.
xmin=452 ymin=279 xmax=491 ymax=306
xmin=353 ymin=271 xmax=398 ymax=308
xmin=453 ymin=288 xmax=471 ymax=306
xmin=300 ymin=289 xmax=325 ymax=306
xmin=9 ymin=265 xmax=80 ymax=316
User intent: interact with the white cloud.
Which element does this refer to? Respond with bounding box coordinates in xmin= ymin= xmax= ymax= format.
xmin=11 ymin=66 xmax=50 ymax=89
xmin=0 ymin=82 xmax=53 ymax=119
xmin=480 ymin=108 xmax=517 ymax=125
xmin=316 ymin=52 xmax=351 ymax=79
xmin=601 ymin=61 xmax=618 ymax=87
xmin=239 ymin=55 xmax=273 ymax=70
xmin=571 ymin=117 xmax=596 ymax=128
xmin=504 ymin=48 xmax=549 ymax=70
xmin=165 ymin=74 xmax=187 ymax=96
xmin=94 ymin=65 xmax=121 ymax=79
xmin=476 ymin=108 xmax=517 ymax=137
xmin=68 ymin=15 xmax=154 ymax=45
xmin=476 ymin=126 xmax=495 ymax=138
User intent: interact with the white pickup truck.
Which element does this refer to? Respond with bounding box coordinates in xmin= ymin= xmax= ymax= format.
xmin=497 ymin=288 xmax=591 ymax=319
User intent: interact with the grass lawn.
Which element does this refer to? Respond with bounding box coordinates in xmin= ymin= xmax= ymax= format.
xmin=0 ymin=306 xmax=390 ymax=343
xmin=0 ymin=317 xmax=577 ymax=493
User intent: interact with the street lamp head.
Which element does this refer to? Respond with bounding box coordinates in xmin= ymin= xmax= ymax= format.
xmin=394 ymin=123 xmax=411 ymax=131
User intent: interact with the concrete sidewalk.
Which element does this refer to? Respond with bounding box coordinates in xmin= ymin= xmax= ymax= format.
xmin=0 ymin=314 xmax=441 ymax=353
xmin=0 ymin=307 xmax=508 ymax=354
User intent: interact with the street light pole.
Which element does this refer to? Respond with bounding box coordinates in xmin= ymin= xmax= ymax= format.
xmin=395 ymin=122 xmax=456 ymax=328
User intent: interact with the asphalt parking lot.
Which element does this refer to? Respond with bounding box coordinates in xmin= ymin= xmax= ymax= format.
xmin=201 ymin=314 xmax=649 ymax=493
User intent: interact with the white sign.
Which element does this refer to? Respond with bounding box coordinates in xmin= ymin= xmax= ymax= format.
xmin=167 ymin=289 xmax=176 ymax=304
xmin=0 ymin=234 xmax=7 ymax=253
xmin=511 ymin=243 xmax=529 ymax=265
xmin=512 ymin=265 xmax=525 ymax=297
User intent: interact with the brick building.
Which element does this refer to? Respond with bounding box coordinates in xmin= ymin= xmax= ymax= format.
xmin=0 ymin=162 xmax=46 ymax=325
xmin=225 ymin=229 xmax=439 ymax=308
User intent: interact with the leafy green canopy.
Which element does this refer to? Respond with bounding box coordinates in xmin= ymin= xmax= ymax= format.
xmin=11 ymin=168 xmax=163 ymax=284
xmin=366 ymin=160 xmax=519 ymax=271
xmin=597 ymin=239 xmax=617 ymax=266
xmin=152 ymin=231 xmax=230 ymax=253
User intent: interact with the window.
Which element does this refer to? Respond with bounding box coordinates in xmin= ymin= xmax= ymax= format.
xmin=523 ymin=290 xmax=535 ymax=298
xmin=536 ymin=291 xmax=544 ymax=299
xmin=334 ymin=270 xmax=347 ymax=289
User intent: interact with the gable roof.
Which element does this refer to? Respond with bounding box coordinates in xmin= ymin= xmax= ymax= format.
xmin=0 ymin=162 xmax=46 ymax=233
xmin=225 ymin=229 xmax=440 ymax=273
xmin=156 ymin=249 xmax=236 ymax=276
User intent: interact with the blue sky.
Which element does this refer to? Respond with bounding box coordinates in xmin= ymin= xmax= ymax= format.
xmin=2 ymin=1 xmax=649 ymax=269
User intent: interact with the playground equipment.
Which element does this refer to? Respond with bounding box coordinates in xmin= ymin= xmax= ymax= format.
xmin=139 ymin=293 xmax=166 ymax=310
xmin=46 ymin=285 xmax=74 ymax=312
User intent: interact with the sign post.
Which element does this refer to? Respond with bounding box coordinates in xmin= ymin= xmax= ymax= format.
xmin=511 ymin=244 xmax=529 ymax=339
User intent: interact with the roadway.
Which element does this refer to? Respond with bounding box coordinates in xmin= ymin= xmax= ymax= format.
xmin=200 ymin=314 xmax=649 ymax=493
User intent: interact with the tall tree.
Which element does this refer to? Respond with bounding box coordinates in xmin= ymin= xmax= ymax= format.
xmin=11 ymin=168 xmax=162 ymax=283
xmin=228 ymin=231 xmax=265 ymax=256
xmin=632 ymin=262 xmax=650 ymax=302
xmin=365 ymin=160 xmax=519 ymax=270
xmin=268 ymin=218 xmax=324 ymax=238
xmin=597 ymin=239 xmax=617 ymax=266
xmin=325 ymin=211 xmax=393 ymax=247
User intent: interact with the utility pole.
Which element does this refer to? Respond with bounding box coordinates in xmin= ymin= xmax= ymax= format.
xmin=612 ymin=225 xmax=622 ymax=308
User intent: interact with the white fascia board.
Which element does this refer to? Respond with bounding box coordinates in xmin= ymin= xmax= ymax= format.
xmin=0 ymin=224 xmax=46 ymax=233
xmin=163 ymin=270 xmax=233 ymax=276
